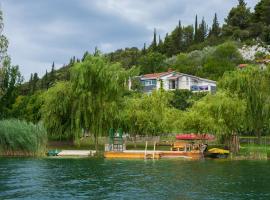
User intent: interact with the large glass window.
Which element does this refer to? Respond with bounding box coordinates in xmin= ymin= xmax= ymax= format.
xmin=141 ymin=79 xmax=157 ymax=86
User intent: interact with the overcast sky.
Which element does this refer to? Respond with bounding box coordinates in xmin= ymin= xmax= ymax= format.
xmin=1 ymin=0 xmax=259 ymax=80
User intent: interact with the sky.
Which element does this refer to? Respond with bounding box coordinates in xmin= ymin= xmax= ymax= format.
xmin=1 ymin=0 xmax=259 ymax=80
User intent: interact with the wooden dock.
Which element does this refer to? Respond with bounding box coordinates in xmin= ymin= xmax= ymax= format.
xmin=57 ymin=150 xmax=96 ymax=157
xmin=104 ymin=150 xmax=203 ymax=159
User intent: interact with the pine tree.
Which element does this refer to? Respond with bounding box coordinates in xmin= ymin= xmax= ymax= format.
xmin=224 ymin=0 xmax=251 ymax=30
xmin=238 ymin=0 xmax=246 ymax=7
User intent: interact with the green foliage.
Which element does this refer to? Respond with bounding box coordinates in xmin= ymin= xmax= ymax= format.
xmin=42 ymin=81 xmax=73 ymax=140
xmin=254 ymin=0 xmax=270 ymax=26
xmin=10 ymin=91 xmax=44 ymax=123
xmin=169 ymin=89 xmax=207 ymax=111
xmin=202 ymin=42 xmax=243 ymax=79
xmin=170 ymin=42 xmax=242 ymax=80
xmin=0 ymin=119 xmax=47 ymax=156
xmin=0 ymin=10 xmax=8 ymax=65
xmin=0 ymin=57 xmax=22 ymax=118
xmin=181 ymin=92 xmax=246 ymax=138
xmin=138 ymin=51 xmax=167 ymax=74
xmin=107 ymin=47 xmax=141 ymax=69
xmin=121 ymin=91 xmax=181 ymax=135
xmin=219 ymin=66 xmax=270 ymax=141
xmin=71 ymin=55 xmax=133 ymax=149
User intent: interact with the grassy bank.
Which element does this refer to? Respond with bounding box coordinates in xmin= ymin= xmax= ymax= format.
xmin=0 ymin=119 xmax=47 ymax=156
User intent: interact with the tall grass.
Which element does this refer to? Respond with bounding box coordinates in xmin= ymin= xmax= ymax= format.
xmin=0 ymin=119 xmax=47 ymax=156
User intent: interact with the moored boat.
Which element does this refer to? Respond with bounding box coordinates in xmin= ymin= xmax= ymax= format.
xmin=204 ymin=148 xmax=230 ymax=159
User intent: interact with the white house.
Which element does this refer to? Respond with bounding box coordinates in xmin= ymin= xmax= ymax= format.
xmin=135 ymin=70 xmax=216 ymax=93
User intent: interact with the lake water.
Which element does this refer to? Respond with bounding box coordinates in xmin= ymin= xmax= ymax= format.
xmin=0 ymin=158 xmax=270 ymax=200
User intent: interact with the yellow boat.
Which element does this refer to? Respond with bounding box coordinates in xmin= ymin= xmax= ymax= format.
xmin=204 ymin=148 xmax=230 ymax=158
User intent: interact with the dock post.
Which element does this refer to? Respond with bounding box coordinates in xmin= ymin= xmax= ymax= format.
xmin=144 ymin=141 xmax=148 ymax=159
xmin=153 ymin=142 xmax=156 ymax=159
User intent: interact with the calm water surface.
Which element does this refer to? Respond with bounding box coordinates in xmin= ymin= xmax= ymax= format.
xmin=0 ymin=157 xmax=270 ymax=200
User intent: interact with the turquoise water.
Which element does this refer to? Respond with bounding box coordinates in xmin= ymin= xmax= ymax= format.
xmin=0 ymin=158 xmax=270 ymax=200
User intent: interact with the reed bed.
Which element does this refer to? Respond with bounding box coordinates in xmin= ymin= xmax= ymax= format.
xmin=0 ymin=119 xmax=47 ymax=156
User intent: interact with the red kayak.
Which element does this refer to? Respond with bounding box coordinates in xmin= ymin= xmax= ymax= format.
xmin=176 ymin=133 xmax=215 ymax=141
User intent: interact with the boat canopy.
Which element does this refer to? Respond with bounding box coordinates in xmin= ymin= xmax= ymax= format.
xmin=176 ymin=133 xmax=215 ymax=141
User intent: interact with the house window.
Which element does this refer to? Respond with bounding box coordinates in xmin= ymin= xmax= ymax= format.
xmin=169 ymin=80 xmax=176 ymax=89
xmin=142 ymin=79 xmax=157 ymax=86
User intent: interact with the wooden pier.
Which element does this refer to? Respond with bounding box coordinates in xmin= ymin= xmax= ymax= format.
xmin=104 ymin=150 xmax=203 ymax=159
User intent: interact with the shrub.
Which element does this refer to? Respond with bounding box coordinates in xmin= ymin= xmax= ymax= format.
xmin=0 ymin=119 xmax=47 ymax=156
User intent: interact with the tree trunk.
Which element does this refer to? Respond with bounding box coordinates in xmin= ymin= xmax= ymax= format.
xmin=94 ymin=134 xmax=99 ymax=152
xmin=256 ymin=130 xmax=262 ymax=145
xmin=134 ymin=135 xmax=137 ymax=148
xmin=230 ymin=133 xmax=240 ymax=153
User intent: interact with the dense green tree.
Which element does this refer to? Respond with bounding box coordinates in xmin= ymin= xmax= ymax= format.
xmin=107 ymin=47 xmax=141 ymax=69
xmin=182 ymin=25 xmax=194 ymax=51
xmin=138 ymin=52 xmax=167 ymax=74
xmin=121 ymin=91 xmax=181 ymax=136
xmin=202 ymin=42 xmax=243 ymax=80
xmin=11 ymin=91 xmax=44 ymax=123
xmin=209 ymin=13 xmax=221 ymax=37
xmin=170 ymin=89 xmax=193 ymax=110
xmin=194 ymin=15 xmax=199 ymax=42
xmin=149 ymin=29 xmax=158 ymax=52
xmin=71 ymin=54 xmax=133 ymax=150
xmin=197 ymin=18 xmax=208 ymax=42
xmin=0 ymin=57 xmax=22 ymax=118
xmin=219 ymin=66 xmax=270 ymax=143
xmin=254 ymin=0 xmax=270 ymax=25
xmin=170 ymin=21 xmax=183 ymax=54
xmin=181 ymin=92 xmax=245 ymax=152
xmin=0 ymin=10 xmax=8 ymax=67
xmin=49 ymin=62 xmax=55 ymax=86
xmin=223 ymin=0 xmax=252 ymax=41
xmin=42 ymin=81 xmax=73 ymax=140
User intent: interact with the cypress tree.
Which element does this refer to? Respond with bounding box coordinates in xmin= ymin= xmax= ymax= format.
xmin=149 ymin=28 xmax=157 ymax=51
xmin=157 ymin=35 xmax=164 ymax=54
xmin=50 ymin=62 xmax=55 ymax=86
xmin=44 ymin=70 xmax=48 ymax=90
xmin=32 ymin=73 xmax=39 ymax=93
xmin=142 ymin=43 xmax=147 ymax=55
xmin=197 ymin=17 xmax=208 ymax=42
xmin=82 ymin=51 xmax=89 ymax=62
xmin=210 ymin=13 xmax=220 ymax=37
xmin=29 ymin=73 xmax=33 ymax=92
xmin=194 ymin=15 xmax=198 ymax=42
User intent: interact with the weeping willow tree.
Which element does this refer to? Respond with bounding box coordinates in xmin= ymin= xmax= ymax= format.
xmin=181 ymin=92 xmax=246 ymax=152
xmin=219 ymin=66 xmax=270 ymax=143
xmin=42 ymin=81 xmax=73 ymax=140
xmin=121 ymin=91 xmax=179 ymax=136
xmin=71 ymin=54 xmax=133 ymax=150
